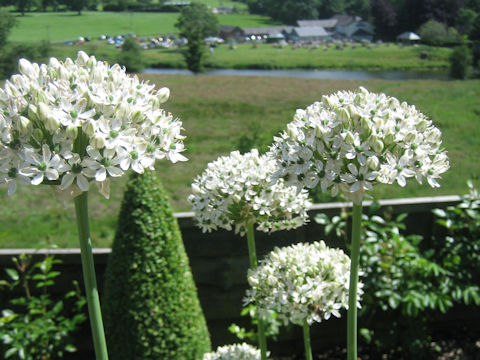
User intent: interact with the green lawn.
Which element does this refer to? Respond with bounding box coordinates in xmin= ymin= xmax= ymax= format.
xmin=8 ymin=11 xmax=273 ymax=43
xmin=0 ymin=76 xmax=478 ymax=248
xmin=46 ymin=42 xmax=451 ymax=72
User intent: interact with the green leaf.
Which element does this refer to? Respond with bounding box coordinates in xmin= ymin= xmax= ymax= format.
xmin=432 ymin=208 xmax=447 ymax=218
xmin=5 ymin=268 xmax=19 ymax=281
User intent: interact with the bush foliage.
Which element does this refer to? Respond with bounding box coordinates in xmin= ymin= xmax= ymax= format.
xmin=103 ymin=170 xmax=211 ymax=360
xmin=315 ymin=182 xmax=480 ymax=359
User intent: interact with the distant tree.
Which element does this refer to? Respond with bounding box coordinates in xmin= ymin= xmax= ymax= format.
xmin=17 ymin=0 xmax=35 ymax=15
xmin=371 ymin=0 xmax=398 ymax=40
xmin=470 ymin=14 xmax=480 ymax=40
xmin=0 ymin=9 xmax=17 ymax=48
xmin=456 ymin=9 xmax=478 ymax=35
xmin=117 ymin=37 xmax=144 ymax=73
xmin=418 ymin=19 xmax=461 ymax=46
xmin=450 ymin=42 xmax=473 ymax=79
xmin=63 ymin=0 xmax=90 ymax=14
xmin=345 ymin=0 xmax=370 ymax=18
xmin=175 ymin=3 xmax=219 ymax=73
xmin=317 ymin=0 xmax=344 ymax=18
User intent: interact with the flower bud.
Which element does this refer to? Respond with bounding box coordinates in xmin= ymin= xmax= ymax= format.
xmin=76 ymin=51 xmax=89 ymax=66
xmin=322 ymin=95 xmax=334 ymax=108
xmin=384 ymin=133 xmax=395 ymax=145
xmin=371 ymin=138 xmax=384 ymax=153
xmin=49 ymin=57 xmax=60 ymax=69
xmin=18 ymin=58 xmax=33 ymax=76
xmin=337 ymin=107 xmax=350 ymax=125
xmin=66 ymin=125 xmax=78 ymax=140
xmin=416 ymin=119 xmax=429 ymax=132
xmin=367 ymin=155 xmax=379 ymax=170
xmin=38 ymin=102 xmax=50 ymax=120
xmin=45 ymin=116 xmax=60 ymax=132
xmin=82 ymin=119 xmax=96 ymax=137
xmin=132 ymin=110 xmax=143 ymax=123
xmin=90 ymin=134 xmax=105 ymax=149
xmin=405 ymin=131 xmax=416 ymax=143
xmin=18 ymin=116 xmax=32 ymax=134
xmin=344 ymin=131 xmax=355 ymax=145
xmin=157 ymin=87 xmax=170 ymax=104
xmin=27 ymin=104 xmax=38 ymax=122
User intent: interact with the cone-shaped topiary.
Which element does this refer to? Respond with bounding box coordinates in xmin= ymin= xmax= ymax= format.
xmin=103 ymin=170 xmax=211 ymax=359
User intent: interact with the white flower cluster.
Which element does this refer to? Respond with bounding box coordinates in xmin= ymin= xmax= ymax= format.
xmin=269 ymin=87 xmax=449 ymax=204
xmin=188 ymin=149 xmax=310 ymax=235
xmin=246 ymin=241 xmax=360 ymax=326
xmin=203 ymin=343 xmax=264 ymax=360
xmin=0 ymin=51 xmax=186 ymax=198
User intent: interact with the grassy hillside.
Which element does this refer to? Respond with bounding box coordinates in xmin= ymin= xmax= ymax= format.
xmin=8 ymin=11 xmax=273 ymax=43
xmin=0 ymin=76 xmax=478 ymax=248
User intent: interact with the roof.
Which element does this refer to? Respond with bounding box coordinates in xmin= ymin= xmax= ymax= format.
xmin=242 ymin=26 xmax=293 ymax=36
xmin=330 ymin=14 xmax=362 ymax=26
xmin=292 ymin=26 xmax=328 ymax=38
xmin=219 ymin=25 xmax=242 ymax=32
xmin=297 ymin=19 xmax=338 ymax=28
xmin=397 ymin=32 xmax=421 ymax=40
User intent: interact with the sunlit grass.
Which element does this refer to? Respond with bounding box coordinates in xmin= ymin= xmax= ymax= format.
xmin=0 ymin=75 xmax=477 ymax=248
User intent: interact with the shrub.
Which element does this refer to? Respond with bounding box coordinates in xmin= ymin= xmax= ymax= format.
xmin=117 ymin=37 xmax=144 ymax=73
xmin=0 ymin=42 xmax=51 ymax=79
xmin=0 ymin=254 xmax=86 ymax=360
xmin=418 ymin=20 xmax=461 ymax=46
xmin=103 ymin=170 xmax=211 ymax=360
xmin=315 ymin=190 xmax=480 ymax=359
xmin=449 ymin=42 xmax=473 ymax=79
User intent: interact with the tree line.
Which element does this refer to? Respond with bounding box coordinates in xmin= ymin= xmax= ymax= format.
xmin=241 ymin=0 xmax=480 ymax=42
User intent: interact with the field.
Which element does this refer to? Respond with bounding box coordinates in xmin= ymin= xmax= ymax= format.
xmin=8 ymin=11 xmax=275 ymax=43
xmin=0 ymin=75 xmax=478 ymax=249
xmin=45 ymin=42 xmax=452 ymax=72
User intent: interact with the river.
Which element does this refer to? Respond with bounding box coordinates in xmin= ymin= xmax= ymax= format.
xmin=143 ymin=68 xmax=450 ymax=81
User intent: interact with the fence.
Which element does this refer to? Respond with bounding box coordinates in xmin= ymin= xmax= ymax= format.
xmin=1 ymin=195 xmax=473 ymax=357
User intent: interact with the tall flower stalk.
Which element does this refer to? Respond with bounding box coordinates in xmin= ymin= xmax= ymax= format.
xmin=189 ymin=149 xmax=310 ymax=360
xmin=269 ymin=87 xmax=449 ymax=360
xmin=246 ymin=241 xmax=355 ymax=360
xmin=0 ymin=52 xmax=187 ymax=360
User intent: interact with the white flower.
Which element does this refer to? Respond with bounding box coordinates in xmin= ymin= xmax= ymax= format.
xmin=0 ymin=52 xmax=186 ymax=198
xmin=269 ymin=87 xmax=449 ymax=204
xmin=188 ymin=149 xmax=311 ymax=236
xmin=246 ymin=241 xmax=361 ymax=326
xmin=20 ymin=144 xmax=68 ymax=185
xmin=203 ymin=343 xmax=265 ymax=360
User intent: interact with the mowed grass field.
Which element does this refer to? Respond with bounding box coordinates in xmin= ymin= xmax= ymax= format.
xmin=0 ymin=75 xmax=478 ymax=248
xmin=8 ymin=11 xmax=275 ymax=43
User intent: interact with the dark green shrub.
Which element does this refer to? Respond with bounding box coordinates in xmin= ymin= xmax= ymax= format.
xmin=0 ymin=42 xmax=51 ymax=79
xmin=0 ymin=254 xmax=86 ymax=360
xmin=418 ymin=20 xmax=461 ymax=46
xmin=103 ymin=170 xmax=211 ymax=360
xmin=449 ymin=43 xmax=473 ymax=79
xmin=315 ymin=192 xmax=480 ymax=359
xmin=117 ymin=37 xmax=144 ymax=73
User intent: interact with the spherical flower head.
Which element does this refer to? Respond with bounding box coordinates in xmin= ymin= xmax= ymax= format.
xmin=0 ymin=52 xmax=186 ymax=199
xmin=188 ymin=149 xmax=311 ymax=235
xmin=203 ymin=343 xmax=264 ymax=360
xmin=269 ymin=87 xmax=449 ymax=204
xmin=246 ymin=240 xmax=362 ymax=326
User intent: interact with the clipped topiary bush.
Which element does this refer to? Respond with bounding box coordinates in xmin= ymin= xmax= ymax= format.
xmin=103 ymin=170 xmax=211 ymax=360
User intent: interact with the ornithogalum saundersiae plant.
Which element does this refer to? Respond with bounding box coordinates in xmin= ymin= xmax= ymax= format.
xmin=0 ymin=52 xmax=187 ymax=360
xmin=246 ymin=241 xmax=357 ymax=360
xmin=189 ymin=148 xmax=310 ymax=360
xmin=269 ymin=87 xmax=449 ymax=360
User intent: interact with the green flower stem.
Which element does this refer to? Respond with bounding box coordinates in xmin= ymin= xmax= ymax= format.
xmin=246 ymin=222 xmax=268 ymax=360
xmin=347 ymin=202 xmax=363 ymax=360
xmin=302 ymin=320 xmax=313 ymax=360
xmin=74 ymin=192 xmax=109 ymax=360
